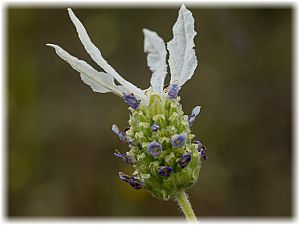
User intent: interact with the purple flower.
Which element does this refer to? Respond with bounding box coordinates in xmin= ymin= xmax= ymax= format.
xmin=123 ymin=93 xmax=141 ymax=109
xmin=118 ymin=172 xmax=130 ymax=182
xmin=200 ymin=149 xmax=206 ymax=156
xmin=168 ymin=83 xmax=180 ymax=99
xmin=158 ymin=166 xmax=173 ymax=177
xmin=199 ymin=148 xmax=208 ymax=160
xmin=171 ymin=133 xmax=186 ymax=148
xmin=200 ymin=147 xmax=206 ymax=154
xmin=118 ymin=132 xmax=126 ymax=142
xmin=114 ymin=149 xmax=133 ymax=164
xmin=195 ymin=140 xmax=208 ymax=160
xmin=195 ymin=140 xmax=206 ymax=152
xmin=178 ymin=153 xmax=192 ymax=168
xmin=188 ymin=106 xmax=201 ymax=126
xmin=148 ymin=141 xmax=162 ymax=156
xmin=119 ymin=172 xmax=143 ymax=190
xmin=112 ymin=124 xmax=127 ymax=142
xmin=151 ymin=123 xmax=159 ymax=131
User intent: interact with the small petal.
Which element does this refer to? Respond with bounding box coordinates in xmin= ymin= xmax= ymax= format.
xmin=119 ymin=172 xmax=130 ymax=181
xmin=200 ymin=149 xmax=206 ymax=157
xmin=188 ymin=106 xmax=201 ymax=126
xmin=178 ymin=153 xmax=192 ymax=168
xmin=200 ymin=148 xmax=208 ymax=160
xmin=168 ymin=83 xmax=180 ymax=99
xmin=114 ymin=150 xmax=133 ymax=164
xmin=148 ymin=141 xmax=162 ymax=156
xmin=192 ymin=106 xmax=201 ymax=116
xmin=118 ymin=132 xmax=127 ymax=142
xmin=112 ymin=124 xmax=119 ymax=134
xmin=151 ymin=123 xmax=159 ymax=131
xmin=158 ymin=166 xmax=173 ymax=177
xmin=123 ymin=93 xmax=141 ymax=109
xmin=195 ymin=140 xmax=206 ymax=152
xmin=112 ymin=124 xmax=127 ymax=142
xmin=129 ymin=177 xmax=144 ymax=190
xmin=119 ymin=172 xmax=143 ymax=190
xmin=171 ymin=133 xmax=187 ymax=148
xmin=195 ymin=140 xmax=208 ymax=160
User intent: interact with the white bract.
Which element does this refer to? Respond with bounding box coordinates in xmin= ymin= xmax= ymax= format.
xmin=47 ymin=5 xmax=198 ymax=101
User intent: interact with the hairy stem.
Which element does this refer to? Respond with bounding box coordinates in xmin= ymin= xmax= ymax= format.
xmin=177 ymin=191 xmax=197 ymax=223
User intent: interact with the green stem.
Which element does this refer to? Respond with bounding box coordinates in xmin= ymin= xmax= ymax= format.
xmin=177 ymin=191 xmax=197 ymax=223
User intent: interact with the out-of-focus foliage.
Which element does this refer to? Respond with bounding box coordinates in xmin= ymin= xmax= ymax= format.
xmin=8 ymin=6 xmax=292 ymax=217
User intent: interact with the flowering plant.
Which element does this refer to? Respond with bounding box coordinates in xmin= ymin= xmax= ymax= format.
xmin=47 ymin=5 xmax=207 ymax=222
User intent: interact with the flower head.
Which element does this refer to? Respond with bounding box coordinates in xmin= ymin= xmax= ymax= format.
xmin=47 ymin=5 xmax=206 ymax=201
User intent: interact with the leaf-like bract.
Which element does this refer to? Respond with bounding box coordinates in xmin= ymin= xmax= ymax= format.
xmin=167 ymin=5 xmax=198 ymax=87
xmin=46 ymin=44 xmax=123 ymax=95
xmin=67 ymin=8 xmax=145 ymax=99
xmin=143 ymin=28 xmax=167 ymax=94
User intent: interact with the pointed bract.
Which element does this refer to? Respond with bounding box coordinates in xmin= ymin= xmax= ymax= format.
xmin=143 ymin=28 xmax=167 ymax=94
xmin=67 ymin=8 xmax=146 ymax=100
xmin=167 ymin=5 xmax=198 ymax=87
xmin=46 ymin=44 xmax=123 ymax=95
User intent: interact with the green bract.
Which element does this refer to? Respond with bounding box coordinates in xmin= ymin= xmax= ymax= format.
xmin=126 ymin=91 xmax=201 ymax=200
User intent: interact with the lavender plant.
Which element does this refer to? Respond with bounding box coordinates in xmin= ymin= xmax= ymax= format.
xmin=47 ymin=5 xmax=207 ymax=222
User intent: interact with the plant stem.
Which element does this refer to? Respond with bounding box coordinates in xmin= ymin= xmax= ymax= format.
xmin=177 ymin=191 xmax=197 ymax=223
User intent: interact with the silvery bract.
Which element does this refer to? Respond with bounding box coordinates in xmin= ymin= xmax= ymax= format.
xmin=47 ymin=5 xmax=207 ymax=201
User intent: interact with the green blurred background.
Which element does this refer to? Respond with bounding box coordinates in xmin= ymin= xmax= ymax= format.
xmin=8 ymin=6 xmax=292 ymax=217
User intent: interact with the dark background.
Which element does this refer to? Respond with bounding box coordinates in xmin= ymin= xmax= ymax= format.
xmin=8 ymin=6 xmax=292 ymax=217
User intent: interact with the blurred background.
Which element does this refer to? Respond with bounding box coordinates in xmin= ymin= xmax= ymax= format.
xmin=8 ymin=5 xmax=292 ymax=218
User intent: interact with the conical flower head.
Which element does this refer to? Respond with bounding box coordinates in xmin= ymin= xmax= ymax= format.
xmin=124 ymin=91 xmax=201 ymax=200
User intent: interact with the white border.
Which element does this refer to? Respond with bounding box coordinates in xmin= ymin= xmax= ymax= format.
xmin=0 ymin=0 xmax=297 ymax=7
xmin=0 ymin=0 xmax=298 ymax=225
